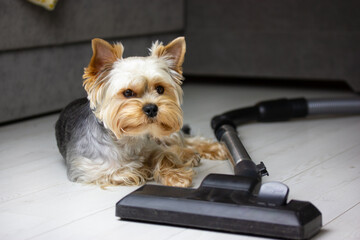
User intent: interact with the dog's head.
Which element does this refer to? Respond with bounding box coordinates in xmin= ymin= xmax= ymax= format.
xmin=83 ymin=37 xmax=186 ymax=139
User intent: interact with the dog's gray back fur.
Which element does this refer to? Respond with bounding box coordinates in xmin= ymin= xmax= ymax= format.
xmin=55 ymin=98 xmax=154 ymax=182
xmin=55 ymin=98 xmax=121 ymax=166
xmin=56 ymin=98 xmax=95 ymax=158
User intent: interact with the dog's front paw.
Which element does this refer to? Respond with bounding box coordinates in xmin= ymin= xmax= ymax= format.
xmin=185 ymin=151 xmax=201 ymax=167
xmin=158 ymin=168 xmax=194 ymax=188
xmin=191 ymin=152 xmax=201 ymax=166
xmin=204 ymin=142 xmax=229 ymax=160
xmin=185 ymin=137 xmax=229 ymax=161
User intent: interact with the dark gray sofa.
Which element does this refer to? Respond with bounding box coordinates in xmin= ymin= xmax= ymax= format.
xmin=1 ymin=0 xmax=359 ymax=123
xmin=184 ymin=0 xmax=360 ymax=91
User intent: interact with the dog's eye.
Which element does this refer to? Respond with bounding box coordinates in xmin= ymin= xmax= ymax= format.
xmin=123 ymin=89 xmax=136 ymax=98
xmin=156 ymin=85 xmax=164 ymax=94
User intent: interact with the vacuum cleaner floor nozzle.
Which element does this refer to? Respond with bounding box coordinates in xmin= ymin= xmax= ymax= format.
xmin=116 ymin=174 xmax=322 ymax=240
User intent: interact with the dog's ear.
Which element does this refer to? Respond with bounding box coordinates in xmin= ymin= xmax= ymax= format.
xmin=85 ymin=38 xmax=123 ymax=76
xmin=83 ymin=38 xmax=123 ymax=95
xmin=151 ymin=37 xmax=186 ymax=75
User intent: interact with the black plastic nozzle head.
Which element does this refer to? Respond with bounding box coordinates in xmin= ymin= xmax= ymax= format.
xmin=116 ymin=180 xmax=322 ymax=240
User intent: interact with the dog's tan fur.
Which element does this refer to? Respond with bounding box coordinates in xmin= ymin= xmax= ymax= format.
xmin=65 ymin=37 xmax=228 ymax=188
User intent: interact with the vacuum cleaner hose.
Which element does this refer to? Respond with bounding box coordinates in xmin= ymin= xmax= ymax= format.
xmin=212 ymin=97 xmax=360 ymax=137
xmin=307 ymin=98 xmax=360 ymax=116
xmin=211 ymin=97 xmax=360 ymax=177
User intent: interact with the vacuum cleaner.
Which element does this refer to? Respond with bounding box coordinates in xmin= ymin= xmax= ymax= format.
xmin=116 ymin=97 xmax=360 ymax=240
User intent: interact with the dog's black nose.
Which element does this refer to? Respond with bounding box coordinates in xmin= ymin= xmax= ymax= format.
xmin=142 ymin=104 xmax=158 ymax=118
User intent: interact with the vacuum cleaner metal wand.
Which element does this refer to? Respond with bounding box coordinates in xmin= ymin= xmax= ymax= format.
xmin=219 ymin=124 xmax=269 ymax=180
xmin=116 ymin=97 xmax=360 ymax=240
xmin=221 ymin=124 xmax=252 ymax=164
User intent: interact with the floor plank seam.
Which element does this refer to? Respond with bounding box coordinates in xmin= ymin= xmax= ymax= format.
xmin=164 ymin=228 xmax=190 ymax=240
xmin=25 ymin=206 xmax=116 ymax=240
xmin=0 ymin=183 xmax=66 ymax=205
xmin=281 ymin=143 xmax=360 ymax=184
xmin=248 ymin=117 xmax=360 ymax=154
xmin=323 ymin=201 xmax=360 ymax=227
xmin=0 ymin=156 xmax=62 ymax=172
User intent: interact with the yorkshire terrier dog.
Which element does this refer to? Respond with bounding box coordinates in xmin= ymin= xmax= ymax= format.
xmin=55 ymin=37 xmax=227 ymax=188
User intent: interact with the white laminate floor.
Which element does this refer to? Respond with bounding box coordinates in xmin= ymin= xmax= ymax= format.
xmin=1 ymin=82 xmax=359 ymax=240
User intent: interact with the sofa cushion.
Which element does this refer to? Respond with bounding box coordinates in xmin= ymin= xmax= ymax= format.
xmin=0 ymin=0 xmax=184 ymax=51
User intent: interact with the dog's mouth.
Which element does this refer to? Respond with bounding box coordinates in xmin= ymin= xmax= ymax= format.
xmin=159 ymin=122 xmax=173 ymax=132
xmin=147 ymin=118 xmax=157 ymax=124
xmin=117 ymin=118 xmax=175 ymax=138
xmin=147 ymin=119 xmax=176 ymax=134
